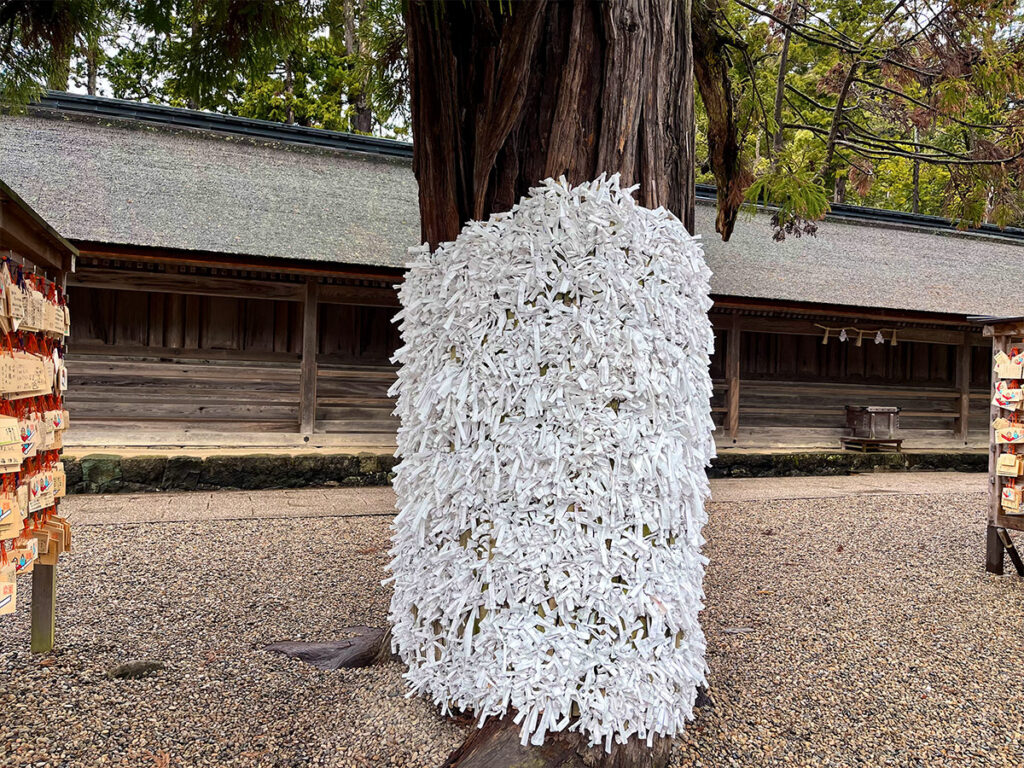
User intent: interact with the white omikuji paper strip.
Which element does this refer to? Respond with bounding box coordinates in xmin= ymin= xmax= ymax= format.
xmin=387 ymin=175 xmax=716 ymax=751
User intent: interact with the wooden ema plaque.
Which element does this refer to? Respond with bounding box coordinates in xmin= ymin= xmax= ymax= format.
xmin=0 ymin=261 xmax=73 ymax=650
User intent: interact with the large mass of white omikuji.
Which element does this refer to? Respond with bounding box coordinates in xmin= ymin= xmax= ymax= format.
xmin=387 ymin=175 xmax=716 ymax=751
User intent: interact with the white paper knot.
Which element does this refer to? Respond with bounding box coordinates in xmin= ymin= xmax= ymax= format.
xmin=387 ymin=175 xmax=716 ymax=750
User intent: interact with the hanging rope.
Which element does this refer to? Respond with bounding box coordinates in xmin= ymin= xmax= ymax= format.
xmin=815 ymin=324 xmax=898 ymax=345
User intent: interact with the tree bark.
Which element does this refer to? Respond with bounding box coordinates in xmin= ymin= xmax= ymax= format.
xmin=85 ymin=38 xmax=98 ymax=95
xmin=406 ymin=0 xmax=708 ymax=249
xmin=820 ymin=62 xmax=859 ymax=193
xmin=344 ymin=0 xmax=374 ymax=133
xmin=911 ymin=126 xmax=920 ymax=213
xmin=692 ymin=0 xmax=748 ymax=240
xmin=770 ymin=0 xmax=798 ymax=163
xmin=265 ymin=627 xmax=393 ymax=669
xmin=284 ymin=59 xmax=295 ymax=125
xmin=441 ymin=717 xmax=673 ymax=768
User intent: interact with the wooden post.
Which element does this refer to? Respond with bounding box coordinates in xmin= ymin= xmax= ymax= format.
xmin=725 ymin=313 xmax=741 ymax=443
xmin=987 ymin=525 xmax=1005 ymax=575
xmin=30 ymin=563 xmax=57 ymax=653
xmin=955 ymin=332 xmax=972 ymax=444
xmin=183 ymin=294 xmax=200 ymax=349
xmin=299 ymin=278 xmax=319 ymax=435
xmin=999 ymin=527 xmax=1024 ymax=576
xmin=987 ymin=329 xmax=1007 ymax=573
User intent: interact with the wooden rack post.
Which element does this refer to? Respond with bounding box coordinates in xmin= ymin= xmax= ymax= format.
xmin=30 ymin=563 xmax=57 ymax=652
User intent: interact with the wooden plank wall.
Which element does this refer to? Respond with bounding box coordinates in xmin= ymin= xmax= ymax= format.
xmin=64 ymin=278 xmax=987 ymax=450
xmin=65 ymin=284 xmax=400 ymax=442
xmin=709 ymin=317 xmax=989 ymax=449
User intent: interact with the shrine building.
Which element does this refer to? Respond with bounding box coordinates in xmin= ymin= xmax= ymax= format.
xmin=2 ymin=92 xmax=1021 ymax=454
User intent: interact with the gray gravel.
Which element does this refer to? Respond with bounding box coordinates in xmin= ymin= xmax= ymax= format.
xmin=4 ymin=488 xmax=1024 ymax=767
xmin=1 ymin=516 xmax=463 ymax=768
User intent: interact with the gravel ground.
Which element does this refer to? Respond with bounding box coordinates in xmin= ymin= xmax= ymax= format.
xmin=3 ymin=487 xmax=1023 ymax=767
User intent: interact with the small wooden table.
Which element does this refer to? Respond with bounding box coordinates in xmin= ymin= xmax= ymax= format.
xmin=839 ymin=436 xmax=904 ymax=452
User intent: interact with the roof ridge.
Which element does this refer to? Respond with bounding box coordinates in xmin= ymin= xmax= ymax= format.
xmin=695 ymin=182 xmax=1024 ymax=243
xmin=29 ymin=91 xmax=1024 ymax=244
xmin=35 ymin=90 xmax=414 ymax=159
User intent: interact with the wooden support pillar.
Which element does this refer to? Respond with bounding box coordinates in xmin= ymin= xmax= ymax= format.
xmin=725 ymin=313 xmax=741 ymax=443
xmin=30 ymin=563 xmax=56 ymax=653
xmin=298 ymin=278 xmax=319 ymax=435
xmin=987 ymin=525 xmax=1005 ymax=575
xmin=955 ymin=332 xmax=972 ymax=444
xmin=999 ymin=527 xmax=1024 ymax=576
xmin=183 ymin=294 xmax=200 ymax=349
xmin=989 ymin=332 xmax=1007 ymax=532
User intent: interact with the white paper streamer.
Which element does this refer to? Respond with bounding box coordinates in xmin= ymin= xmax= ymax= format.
xmin=387 ymin=175 xmax=716 ymax=750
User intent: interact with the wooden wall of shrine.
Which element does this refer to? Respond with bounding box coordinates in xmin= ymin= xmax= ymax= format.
xmin=708 ymin=302 xmax=989 ymax=449
xmin=63 ymin=251 xmax=402 ymax=448
xmin=61 ymin=253 xmax=989 ymax=450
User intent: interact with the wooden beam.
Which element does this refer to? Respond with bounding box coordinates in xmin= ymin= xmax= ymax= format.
xmin=67 ymin=342 xmax=302 ymax=364
xmin=710 ymin=294 xmax=981 ymax=329
xmin=318 ymin=283 xmax=400 ymax=308
xmin=299 ymin=278 xmax=319 ymax=435
xmin=70 ymin=266 xmax=305 ymax=302
xmin=70 ymin=265 xmax=399 ymax=307
xmin=30 ymin=563 xmax=57 ymax=653
xmin=75 ymin=242 xmax=404 ymax=282
xmin=0 ymin=197 xmax=71 ymax=275
xmin=709 ymin=312 xmax=987 ymax=346
xmin=983 ymin=322 xmax=1024 ymax=338
xmin=725 ymin=313 xmax=741 ymax=443
xmin=955 ymin=332 xmax=972 ymax=443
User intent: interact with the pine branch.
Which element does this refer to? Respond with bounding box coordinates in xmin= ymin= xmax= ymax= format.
xmin=785 ymin=83 xmax=859 ymax=114
xmin=801 ymin=8 xmax=859 ymax=48
xmin=851 ymin=77 xmax=1007 ymax=131
xmin=834 ymin=139 xmax=1024 ymax=165
xmin=862 ymin=0 xmax=908 ymax=47
xmin=732 ymin=0 xmax=862 ymax=53
xmin=843 ymin=119 xmax=1015 ymax=160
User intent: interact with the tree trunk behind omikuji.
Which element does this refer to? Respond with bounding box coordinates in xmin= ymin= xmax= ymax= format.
xmin=404 ymin=3 xmax=705 ymax=766
xmin=406 ymin=0 xmax=695 ymax=250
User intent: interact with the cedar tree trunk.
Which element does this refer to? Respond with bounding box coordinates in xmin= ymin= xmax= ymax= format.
xmin=406 ymin=0 xmax=699 ymax=250
xmin=403 ymin=2 xmax=736 ymax=765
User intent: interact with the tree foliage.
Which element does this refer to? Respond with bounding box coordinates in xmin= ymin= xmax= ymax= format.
xmin=3 ymin=0 xmax=1023 ymax=222
xmin=698 ymin=0 xmax=1024 ymax=233
xmin=0 ymin=0 xmax=408 ymax=136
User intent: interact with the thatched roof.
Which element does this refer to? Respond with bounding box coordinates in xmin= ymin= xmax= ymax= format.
xmin=702 ymin=206 xmax=1024 ymax=316
xmin=0 ymin=107 xmax=419 ymax=269
xmin=2 ymin=97 xmax=1023 ymax=317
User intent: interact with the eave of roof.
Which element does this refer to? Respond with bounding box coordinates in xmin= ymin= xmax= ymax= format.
xmin=0 ymin=177 xmax=78 ymax=259
xmin=3 ymin=92 xmax=1023 ymax=319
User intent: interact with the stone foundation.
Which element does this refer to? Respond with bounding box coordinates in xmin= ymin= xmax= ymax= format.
xmin=61 ymin=451 xmax=985 ymax=494
xmin=66 ymin=453 xmax=398 ymax=494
